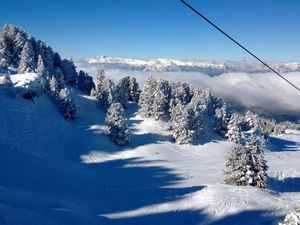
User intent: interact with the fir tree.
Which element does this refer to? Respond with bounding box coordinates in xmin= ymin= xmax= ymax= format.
xmin=115 ymin=76 xmax=130 ymax=108
xmin=171 ymin=102 xmax=194 ymax=144
xmin=76 ymin=70 xmax=95 ymax=95
xmin=94 ymin=66 xmax=106 ymax=97
xmin=106 ymin=103 xmax=130 ymax=145
xmin=214 ymin=102 xmax=231 ymax=138
xmin=139 ymin=76 xmax=157 ymax=117
xmin=226 ymin=113 xmax=243 ymax=143
xmin=129 ymin=76 xmax=141 ymax=102
xmin=18 ymin=41 xmax=36 ymax=73
xmin=58 ymin=88 xmax=76 ymax=120
xmin=152 ymin=79 xmax=172 ymax=120
xmin=97 ymin=79 xmax=115 ymax=110
xmin=224 ymin=133 xmax=268 ymax=188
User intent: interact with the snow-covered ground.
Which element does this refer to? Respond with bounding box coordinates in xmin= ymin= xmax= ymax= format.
xmin=0 ymin=74 xmax=299 ymax=225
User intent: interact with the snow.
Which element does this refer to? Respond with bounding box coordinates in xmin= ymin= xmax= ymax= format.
xmin=0 ymin=74 xmax=300 ymax=225
xmin=77 ymin=56 xmax=300 ymax=75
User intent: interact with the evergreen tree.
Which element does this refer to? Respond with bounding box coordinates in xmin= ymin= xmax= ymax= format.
xmin=171 ymin=102 xmax=194 ymax=144
xmin=58 ymin=88 xmax=76 ymax=120
xmin=97 ymin=79 xmax=115 ymax=110
xmin=76 ymin=70 xmax=95 ymax=95
xmin=152 ymin=79 xmax=172 ymax=120
xmin=214 ymin=102 xmax=231 ymax=138
xmin=129 ymin=76 xmax=141 ymax=102
xmin=226 ymin=113 xmax=243 ymax=143
xmin=171 ymin=95 xmax=206 ymax=144
xmin=115 ymin=76 xmax=130 ymax=108
xmin=169 ymin=82 xmax=192 ymax=108
xmin=37 ymin=55 xmax=47 ymax=76
xmin=18 ymin=41 xmax=36 ymax=73
xmin=106 ymin=103 xmax=130 ymax=145
xmin=139 ymin=76 xmax=158 ymax=117
xmin=94 ymin=66 xmax=106 ymax=97
xmin=243 ymin=110 xmax=259 ymax=131
xmin=48 ymin=76 xmax=60 ymax=99
xmin=224 ymin=133 xmax=267 ymax=188
xmin=280 ymin=206 xmax=300 ymax=225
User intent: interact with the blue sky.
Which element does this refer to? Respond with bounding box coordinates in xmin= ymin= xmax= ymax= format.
xmin=1 ymin=0 xmax=300 ymax=61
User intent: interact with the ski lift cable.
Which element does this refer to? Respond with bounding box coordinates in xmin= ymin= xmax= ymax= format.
xmin=179 ymin=0 xmax=300 ymax=93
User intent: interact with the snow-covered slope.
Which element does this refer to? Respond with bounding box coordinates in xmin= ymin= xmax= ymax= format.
xmin=0 ymin=74 xmax=300 ymax=225
xmin=75 ymin=56 xmax=300 ymax=75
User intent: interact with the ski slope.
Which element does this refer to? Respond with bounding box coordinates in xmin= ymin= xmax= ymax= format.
xmin=0 ymin=74 xmax=300 ymax=225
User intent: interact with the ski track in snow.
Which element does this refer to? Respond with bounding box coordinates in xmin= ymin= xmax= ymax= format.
xmin=0 ymin=74 xmax=300 ymax=225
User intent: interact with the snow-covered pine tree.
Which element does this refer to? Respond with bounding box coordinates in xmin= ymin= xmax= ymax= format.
xmin=243 ymin=110 xmax=259 ymax=131
xmin=152 ymin=79 xmax=172 ymax=120
xmin=97 ymin=79 xmax=115 ymax=110
xmin=48 ymin=76 xmax=60 ymax=100
xmin=170 ymin=82 xmax=192 ymax=108
xmin=18 ymin=41 xmax=36 ymax=73
xmin=224 ymin=132 xmax=267 ymax=188
xmin=214 ymin=102 xmax=231 ymax=138
xmin=115 ymin=76 xmax=130 ymax=108
xmin=171 ymin=102 xmax=194 ymax=144
xmin=188 ymin=90 xmax=207 ymax=137
xmin=58 ymin=88 xmax=76 ymax=120
xmin=76 ymin=70 xmax=95 ymax=95
xmin=0 ymin=24 xmax=27 ymax=68
xmin=94 ymin=66 xmax=106 ymax=97
xmin=129 ymin=76 xmax=141 ymax=102
xmin=226 ymin=113 xmax=243 ymax=143
xmin=279 ymin=206 xmax=300 ymax=225
xmin=224 ymin=143 xmax=252 ymax=186
xmin=244 ymin=132 xmax=268 ymax=188
xmin=105 ymin=103 xmax=130 ymax=145
xmin=139 ymin=76 xmax=158 ymax=118
xmin=171 ymin=95 xmax=206 ymax=145
xmin=192 ymin=88 xmax=214 ymax=116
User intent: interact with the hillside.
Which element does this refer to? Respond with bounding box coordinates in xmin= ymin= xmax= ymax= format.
xmin=0 ymin=74 xmax=300 ymax=225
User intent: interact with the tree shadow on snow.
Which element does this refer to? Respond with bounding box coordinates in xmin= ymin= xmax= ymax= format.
xmin=267 ymin=136 xmax=300 ymax=152
xmin=268 ymin=177 xmax=300 ymax=193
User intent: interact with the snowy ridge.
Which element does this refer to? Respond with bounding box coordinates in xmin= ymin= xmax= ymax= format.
xmin=76 ymin=55 xmax=300 ymax=76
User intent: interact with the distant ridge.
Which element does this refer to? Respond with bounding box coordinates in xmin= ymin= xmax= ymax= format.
xmin=76 ymin=55 xmax=300 ymax=76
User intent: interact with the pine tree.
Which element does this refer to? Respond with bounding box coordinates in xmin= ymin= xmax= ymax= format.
xmin=214 ymin=102 xmax=231 ymax=137
xmin=48 ymin=76 xmax=60 ymax=99
xmin=129 ymin=76 xmax=141 ymax=102
xmin=280 ymin=206 xmax=300 ymax=225
xmin=139 ymin=76 xmax=158 ymax=117
xmin=224 ymin=133 xmax=267 ymax=188
xmin=171 ymin=102 xmax=194 ymax=144
xmin=94 ymin=66 xmax=106 ymax=97
xmin=152 ymin=79 xmax=172 ymax=120
xmin=97 ymin=79 xmax=115 ymax=110
xmin=106 ymin=103 xmax=130 ymax=145
xmin=243 ymin=110 xmax=259 ymax=131
xmin=18 ymin=41 xmax=36 ymax=73
xmin=169 ymin=82 xmax=192 ymax=108
xmin=115 ymin=76 xmax=130 ymax=108
xmin=226 ymin=113 xmax=243 ymax=143
xmin=58 ymin=88 xmax=76 ymax=120
xmin=76 ymin=70 xmax=95 ymax=95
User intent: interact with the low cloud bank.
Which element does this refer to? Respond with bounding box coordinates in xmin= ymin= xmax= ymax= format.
xmin=76 ymin=62 xmax=300 ymax=117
